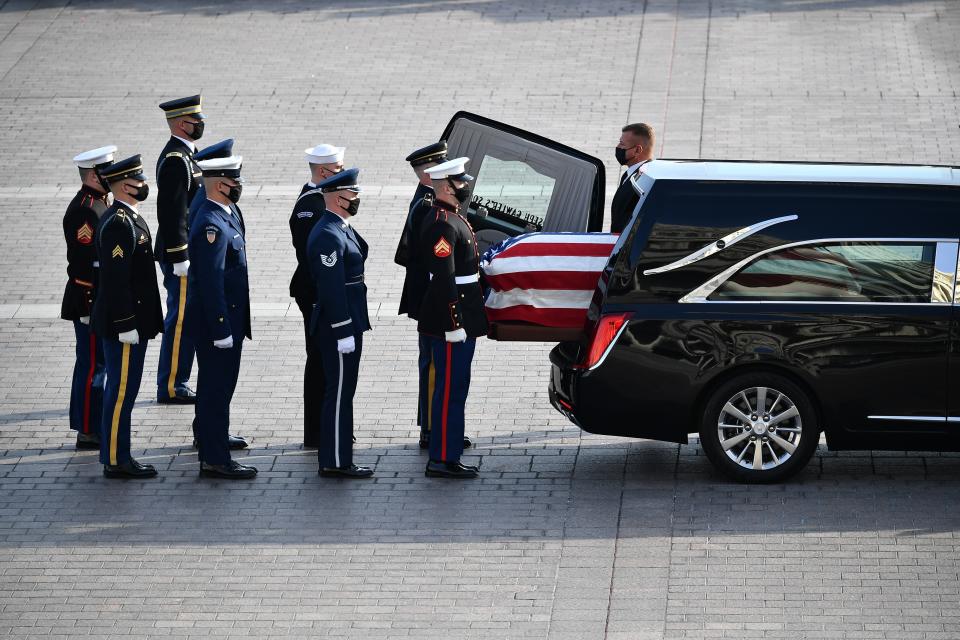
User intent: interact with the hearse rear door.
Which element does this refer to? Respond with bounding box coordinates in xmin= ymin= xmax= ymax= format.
xmin=441 ymin=112 xmax=606 ymax=254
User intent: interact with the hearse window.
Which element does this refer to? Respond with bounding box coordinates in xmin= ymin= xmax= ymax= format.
xmin=711 ymin=242 xmax=936 ymax=303
xmin=470 ymin=157 xmax=555 ymax=232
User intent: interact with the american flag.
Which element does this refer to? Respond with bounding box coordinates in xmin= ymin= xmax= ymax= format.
xmin=481 ymin=233 xmax=619 ymax=328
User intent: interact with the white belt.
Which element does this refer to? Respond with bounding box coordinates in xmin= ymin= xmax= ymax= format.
xmin=455 ymin=273 xmax=479 ymax=285
xmin=92 ymin=261 xmax=99 ymax=268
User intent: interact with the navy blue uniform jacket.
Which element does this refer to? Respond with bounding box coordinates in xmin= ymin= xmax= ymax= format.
xmin=185 ymin=199 xmax=251 ymax=343
xmin=306 ymin=211 xmax=371 ymax=341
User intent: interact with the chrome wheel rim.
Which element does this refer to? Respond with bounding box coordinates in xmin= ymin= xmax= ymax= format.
xmin=716 ymin=386 xmax=802 ymax=471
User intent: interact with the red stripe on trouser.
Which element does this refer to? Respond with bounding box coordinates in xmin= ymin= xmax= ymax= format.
xmin=441 ymin=342 xmax=452 ymax=460
xmin=82 ymin=331 xmax=96 ymax=434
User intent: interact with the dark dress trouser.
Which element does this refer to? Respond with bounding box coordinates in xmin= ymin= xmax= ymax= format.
xmin=317 ymin=332 xmax=363 ymax=469
xmin=297 ymin=299 xmax=325 ymax=447
xmin=194 ymin=338 xmax=243 ymax=465
xmin=70 ymin=320 xmax=105 ymax=435
xmin=100 ymin=339 xmax=148 ymax=466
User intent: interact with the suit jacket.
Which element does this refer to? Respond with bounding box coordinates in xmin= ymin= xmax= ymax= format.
xmin=307 ymin=211 xmax=371 ymax=341
xmin=396 ymin=183 xmax=434 ymax=319
xmin=610 ymin=161 xmax=650 ymax=233
xmin=288 ymin=183 xmax=325 ymax=304
xmin=154 ymin=136 xmax=200 ymax=264
xmin=61 ymin=186 xmax=109 ymax=320
xmin=417 ymin=201 xmax=488 ymax=338
xmin=186 ymin=199 xmax=252 ymax=342
xmin=91 ymin=201 xmax=164 ymax=340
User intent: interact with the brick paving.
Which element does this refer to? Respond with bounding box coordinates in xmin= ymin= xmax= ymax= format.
xmin=1 ymin=1 xmax=959 ymax=638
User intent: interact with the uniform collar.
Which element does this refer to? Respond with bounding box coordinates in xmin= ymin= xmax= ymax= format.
xmin=79 ymin=184 xmax=109 ymax=201
xmin=625 ymin=158 xmax=652 ymax=177
xmin=114 ymin=198 xmax=139 ymax=215
xmin=434 ymin=198 xmax=459 ymax=214
xmin=324 ymin=209 xmax=350 ymax=227
xmin=307 ymin=181 xmax=317 ymax=188
xmin=207 ymin=198 xmax=233 ymax=215
xmin=172 ymin=135 xmax=197 ymax=153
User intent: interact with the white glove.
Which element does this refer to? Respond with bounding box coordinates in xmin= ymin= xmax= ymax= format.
xmin=172 ymin=260 xmax=190 ymax=277
xmin=213 ymin=335 xmax=234 ymax=349
xmin=118 ymin=329 xmax=139 ymax=345
xmin=79 ymin=316 xmax=90 ymax=325
xmin=337 ymin=335 xmax=356 ymax=354
xmin=445 ymin=328 xmax=467 ymax=343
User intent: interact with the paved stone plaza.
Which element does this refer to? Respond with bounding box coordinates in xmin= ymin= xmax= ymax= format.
xmin=1 ymin=0 xmax=959 ymax=638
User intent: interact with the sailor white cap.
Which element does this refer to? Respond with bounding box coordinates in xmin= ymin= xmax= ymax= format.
xmin=304 ymin=144 xmax=345 ymax=165
xmin=424 ymin=156 xmax=473 ymax=182
xmin=73 ymin=145 xmax=117 ymax=169
xmin=198 ymin=155 xmax=243 ymax=179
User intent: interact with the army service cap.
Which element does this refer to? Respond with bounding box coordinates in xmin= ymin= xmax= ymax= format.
xmin=405 ymin=141 xmax=448 ymax=167
xmin=159 ymin=94 xmax=205 ymax=120
xmin=99 ymin=154 xmax=147 ymax=183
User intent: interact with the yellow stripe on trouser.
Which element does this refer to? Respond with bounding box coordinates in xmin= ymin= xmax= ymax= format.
xmin=426 ymin=358 xmax=436 ymax=434
xmin=110 ymin=343 xmax=131 ymax=465
xmin=167 ymin=275 xmax=188 ymax=398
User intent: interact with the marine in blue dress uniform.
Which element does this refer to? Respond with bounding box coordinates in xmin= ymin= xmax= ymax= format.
xmin=155 ymin=94 xmax=205 ymax=404
xmin=62 ymin=145 xmax=114 ymax=450
xmin=418 ymin=157 xmax=488 ymax=479
xmin=394 ymin=141 xmax=471 ymax=453
xmin=91 ymin=155 xmax=164 ymax=479
xmin=306 ymin=168 xmax=374 ymax=478
xmin=290 ymin=144 xmax=345 ymax=448
xmin=185 ymin=155 xmax=257 ymax=480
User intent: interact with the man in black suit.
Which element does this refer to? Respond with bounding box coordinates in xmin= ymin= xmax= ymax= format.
xmin=610 ymin=123 xmax=655 ymax=234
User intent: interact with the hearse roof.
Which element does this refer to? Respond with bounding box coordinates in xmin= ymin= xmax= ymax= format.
xmin=642 ymin=159 xmax=960 ymax=187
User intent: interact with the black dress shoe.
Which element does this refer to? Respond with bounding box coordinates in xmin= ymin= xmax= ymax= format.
xmin=199 ymin=460 xmax=258 ymax=479
xmin=419 ymin=436 xmax=473 ymax=450
xmin=192 ymin=434 xmax=248 ymax=450
xmin=319 ymin=464 xmax=374 ymax=478
xmin=76 ymin=432 xmax=100 ymax=450
xmin=158 ymin=386 xmax=197 ymax=405
xmin=104 ymin=458 xmax=158 ymax=479
xmin=425 ymin=460 xmax=479 ymax=479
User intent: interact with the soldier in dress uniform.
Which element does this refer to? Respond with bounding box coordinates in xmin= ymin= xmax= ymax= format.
xmin=394 ymin=141 xmax=470 ymax=452
xmin=290 ymin=144 xmax=345 ymax=448
xmin=185 ymin=155 xmax=257 ymax=480
xmin=91 ymin=155 xmax=164 ymax=479
xmin=62 ymin=145 xmax=115 ymax=450
xmin=306 ymin=168 xmax=374 ymax=479
xmin=155 ymin=94 xmax=205 ymax=405
xmin=187 ymin=138 xmax=235 ymax=233
xmin=418 ymin=157 xmax=488 ymax=479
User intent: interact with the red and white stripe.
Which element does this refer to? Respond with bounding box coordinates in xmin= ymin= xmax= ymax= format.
xmin=481 ymin=233 xmax=618 ymax=328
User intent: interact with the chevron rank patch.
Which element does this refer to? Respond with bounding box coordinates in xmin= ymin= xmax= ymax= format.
xmin=111 ymin=245 xmax=124 ymax=259
xmin=433 ymin=237 xmax=452 ymax=258
xmin=296 ymin=211 xmax=314 ymax=219
xmin=76 ymin=222 xmax=93 ymax=245
xmin=320 ymin=251 xmax=337 ymax=267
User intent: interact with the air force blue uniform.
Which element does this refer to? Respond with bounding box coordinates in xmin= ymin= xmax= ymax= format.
xmin=306 ymin=173 xmax=370 ymax=469
xmin=186 ymin=197 xmax=251 ymax=466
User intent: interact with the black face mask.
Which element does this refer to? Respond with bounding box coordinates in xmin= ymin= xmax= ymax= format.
xmin=447 ymin=179 xmax=471 ymax=207
xmin=341 ymin=196 xmax=360 ymax=216
xmin=224 ymin=183 xmax=242 ymax=204
xmin=615 ymin=146 xmax=629 ymax=166
xmin=130 ymin=183 xmax=149 ymax=202
xmin=186 ymin=120 xmax=205 ymax=141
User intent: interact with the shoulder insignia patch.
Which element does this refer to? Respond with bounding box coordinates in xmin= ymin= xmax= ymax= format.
xmin=206 ymin=226 xmax=218 ymax=244
xmin=433 ymin=237 xmax=452 ymax=258
xmin=166 ymin=151 xmax=184 ymax=158
xmin=320 ymin=251 xmax=337 ymax=267
xmin=111 ymin=245 xmax=124 ymax=259
xmin=296 ymin=211 xmax=314 ymax=219
xmin=76 ymin=222 xmax=93 ymax=245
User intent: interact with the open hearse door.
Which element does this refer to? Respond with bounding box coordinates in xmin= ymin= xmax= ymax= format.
xmin=440 ymin=112 xmax=609 ymax=342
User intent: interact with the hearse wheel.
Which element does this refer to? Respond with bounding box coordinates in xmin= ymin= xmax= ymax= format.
xmin=700 ymin=372 xmax=819 ymax=483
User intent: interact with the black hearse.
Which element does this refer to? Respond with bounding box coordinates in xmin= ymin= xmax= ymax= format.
xmin=441 ymin=113 xmax=960 ymax=483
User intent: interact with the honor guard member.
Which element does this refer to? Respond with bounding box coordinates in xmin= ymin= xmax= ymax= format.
xmin=611 ymin=123 xmax=655 ymax=233
xmin=186 ymin=155 xmax=256 ymax=480
xmin=155 ymin=94 xmax=206 ymax=404
xmin=92 ymin=155 xmax=164 ymax=479
xmin=187 ymin=138 xmax=235 ymax=233
xmin=63 ymin=145 xmax=114 ymax=450
xmin=395 ymin=141 xmax=469 ymax=452
xmin=290 ymin=144 xmax=344 ymax=447
xmin=306 ymin=168 xmax=373 ymax=479
xmin=419 ymin=157 xmax=488 ymax=479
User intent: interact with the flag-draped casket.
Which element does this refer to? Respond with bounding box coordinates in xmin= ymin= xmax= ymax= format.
xmin=480 ymin=233 xmax=618 ymax=329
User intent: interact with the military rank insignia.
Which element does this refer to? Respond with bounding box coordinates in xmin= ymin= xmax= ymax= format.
xmin=111 ymin=245 xmax=124 ymax=259
xmin=76 ymin=223 xmax=94 ymax=245
xmin=138 ymin=233 xmax=147 ymax=245
xmin=206 ymin=226 xmax=218 ymax=244
xmin=433 ymin=237 xmax=452 ymax=258
xmin=320 ymin=251 xmax=337 ymax=267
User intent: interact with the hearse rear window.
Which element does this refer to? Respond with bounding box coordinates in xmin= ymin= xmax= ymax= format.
xmin=711 ymin=241 xmax=936 ymax=303
xmin=470 ymin=157 xmax=555 ymax=232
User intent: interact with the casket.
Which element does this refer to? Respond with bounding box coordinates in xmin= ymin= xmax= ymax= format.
xmin=481 ymin=232 xmax=618 ymax=341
